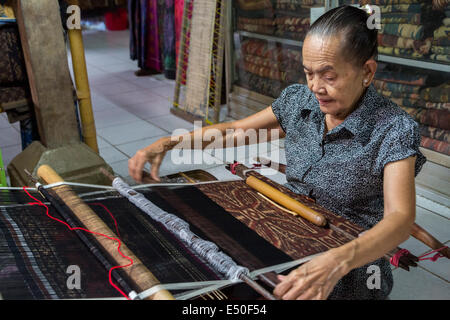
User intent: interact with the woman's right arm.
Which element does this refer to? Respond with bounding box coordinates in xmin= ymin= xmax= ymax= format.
xmin=128 ymin=106 xmax=284 ymax=182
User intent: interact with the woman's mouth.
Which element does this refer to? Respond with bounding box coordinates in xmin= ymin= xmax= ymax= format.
xmin=317 ymin=97 xmax=334 ymax=105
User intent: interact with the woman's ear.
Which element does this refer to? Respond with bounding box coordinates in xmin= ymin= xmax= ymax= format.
xmin=363 ymin=59 xmax=377 ymax=87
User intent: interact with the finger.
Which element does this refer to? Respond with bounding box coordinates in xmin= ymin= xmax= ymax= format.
xmin=132 ymin=155 xmax=147 ymax=183
xmin=273 ymin=277 xmax=294 ymax=299
xmin=150 ymin=156 xmax=164 ymax=182
xmin=282 ymin=282 xmax=307 ymax=300
xmin=296 ymin=287 xmax=318 ymax=300
xmin=128 ymin=157 xmax=141 ymax=182
xmin=150 ymin=165 xmax=161 ymax=182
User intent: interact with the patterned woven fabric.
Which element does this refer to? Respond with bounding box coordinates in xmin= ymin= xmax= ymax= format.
xmin=275 ymin=0 xmax=324 ymax=10
xmin=241 ymin=39 xmax=302 ymax=63
xmin=415 ymin=109 xmax=450 ymax=130
xmin=0 ymin=25 xmax=27 ymax=85
xmin=379 ymin=89 xmax=420 ymax=100
xmin=374 ymin=70 xmax=428 ymax=86
xmin=420 ymin=83 xmax=450 ymax=102
xmin=361 ymin=0 xmax=422 ymax=5
xmin=381 ymin=12 xmax=422 ymax=24
xmin=237 ymin=17 xmax=276 ymax=35
xmin=421 ymin=136 xmax=450 ymax=154
xmin=373 ymin=79 xmax=422 ymax=94
xmin=432 ymin=37 xmax=450 ymax=46
xmin=241 ymin=56 xmax=301 ymax=82
xmin=0 ymin=204 xmax=120 ymax=299
xmin=0 ymin=188 xmax=225 ymax=300
xmin=420 ymin=125 xmax=450 ymax=143
xmin=377 ymin=34 xmax=431 ymax=54
xmin=378 ymin=45 xmax=424 ymax=58
xmin=422 ymin=101 xmax=450 ymax=111
xmin=237 ymin=69 xmax=287 ymax=98
xmin=128 ymin=0 xmax=162 ymax=71
xmin=432 ymin=0 xmax=449 ymax=11
xmin=429 ymin=53 xmax=450 ymax=62
xmin=390 ymin=97 xmax=419 ymax=107
xmin=431 ymin=45 xmax=450 ymax=55
xmin=0 ymin=87 xmax=29 ymax=104
xmin=380 ymin=23 xmax=424 ymax=40
xmin=236 ymin=0 xmax=273 ymax=11
xmin=196 ymin=172 xmax=365 ymax=260
xmin=433 ymin=25 xmax=450 ymax=38
xmin=403 ymin=107 xmax=450 ymax=130
xmin=379 ymin=4 xmax=423 ymax=13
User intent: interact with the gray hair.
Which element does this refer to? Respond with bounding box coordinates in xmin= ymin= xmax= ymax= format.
xmin=306 ymin=5 xmax=378 ymax=66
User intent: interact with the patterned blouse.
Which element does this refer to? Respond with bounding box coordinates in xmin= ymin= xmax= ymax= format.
xmin=271 ymin=84 xmax=426 ymax=300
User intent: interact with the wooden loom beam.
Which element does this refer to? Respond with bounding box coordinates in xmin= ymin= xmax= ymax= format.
xmin=37 ymin=164 xmax=174 ymax=300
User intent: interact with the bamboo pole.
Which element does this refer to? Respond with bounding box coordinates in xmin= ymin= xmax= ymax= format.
xmin=37 ymin=164 xmax=174 ymax=300
xmin=66 ymin=0 xmax=99 ymax=153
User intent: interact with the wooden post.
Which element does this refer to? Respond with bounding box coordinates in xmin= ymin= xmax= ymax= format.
xmin=14 ymin=0 xmax=80 ymax=148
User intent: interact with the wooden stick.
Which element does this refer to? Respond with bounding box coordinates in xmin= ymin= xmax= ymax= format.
xmin=246 ymin=175 xmax=327 ymax=227
xmin=37 ymin=165 xmax=174 ymax=300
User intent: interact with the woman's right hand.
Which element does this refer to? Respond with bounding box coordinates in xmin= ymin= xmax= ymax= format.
xmin=128 ymin=137 xmax=170 ymax=183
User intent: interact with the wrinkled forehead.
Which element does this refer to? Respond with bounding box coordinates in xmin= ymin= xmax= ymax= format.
xmin=302 ymin=34 xmax=348 ymax=71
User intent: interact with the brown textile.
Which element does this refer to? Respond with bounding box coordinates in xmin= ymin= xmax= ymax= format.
xmin=377 ymin=34 xmax=432 ymax=54
xmin=196 ymin=170 xmax=365 ymax=260
xmin=0 ymin=25 xmax=27 ymax=84
xmin=420 ymin=136 xmax=450 ymax=155
xmin=420 ymin=125 xmax=450 ymax=143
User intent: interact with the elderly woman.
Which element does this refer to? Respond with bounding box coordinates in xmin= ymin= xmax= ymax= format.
xmin=128 ymin=5 xmax=426 ymax=300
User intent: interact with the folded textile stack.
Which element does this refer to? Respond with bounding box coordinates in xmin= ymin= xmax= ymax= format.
xmin=237 ymin=17 xmax=276 ymax=35
xmin=237 ymin=39 xmax=304 ymax=93
xmin=373 ymin=65 xmax=450 ymax=155
xmin=430 ymin=2 xmax=450 ymax=62
xmin=236 ymin=0 xmax=275 ymax=35
xmin=346 ymin=1 xmax=447 ymax=62
xmin=236 ymin=0 xmax=314 ymax=40
xmin=0 ymin=24 xmax=30 ymax=106
xmin=274 ymin=16 xmax=311 ymax=40
xmin=275 ymin=0 xmax=324 ymax=10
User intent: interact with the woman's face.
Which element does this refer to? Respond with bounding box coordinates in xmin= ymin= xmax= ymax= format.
xmin=302 ymin=34 xmax=371 ymax=120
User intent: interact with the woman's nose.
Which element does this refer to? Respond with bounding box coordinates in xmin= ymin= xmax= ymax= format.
xmin=308 ymin=76 xmax=326 ymax=94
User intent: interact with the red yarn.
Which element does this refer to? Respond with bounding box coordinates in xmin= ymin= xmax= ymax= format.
xmin=23 ymin=187 xmax=133 ymax=300
xmin=390 ymin=246 xmax=448 ymax=268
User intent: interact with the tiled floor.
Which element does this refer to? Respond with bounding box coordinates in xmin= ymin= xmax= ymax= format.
xmin=1 ymin=29 xmax=448 ymax=299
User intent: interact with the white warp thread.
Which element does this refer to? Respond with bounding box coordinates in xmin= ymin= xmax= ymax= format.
xmin=112 ymin=177 xmax=250 ymax=283
xmin=135 ymin=253 xmax=322 ymax=300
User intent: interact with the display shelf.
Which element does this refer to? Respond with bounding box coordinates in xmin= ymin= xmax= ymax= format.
xmin=378 ymin=54 xmax=450 ymax=73
xmin=228 ymin=1 xmax=450 ymax=166
xmin=237 ymin=33 xmax=450 ymax=73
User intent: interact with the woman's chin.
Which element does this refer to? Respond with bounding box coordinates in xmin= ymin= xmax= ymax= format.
xmin=319 ymin=103 xmax=336 ymax=114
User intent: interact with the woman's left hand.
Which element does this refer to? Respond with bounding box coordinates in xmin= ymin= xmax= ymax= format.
xmin=273 ymin=250 xmax=349 ymax=300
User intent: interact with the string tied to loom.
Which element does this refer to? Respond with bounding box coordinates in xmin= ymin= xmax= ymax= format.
xmin=390 ymin=246 xmax=448 ymax=268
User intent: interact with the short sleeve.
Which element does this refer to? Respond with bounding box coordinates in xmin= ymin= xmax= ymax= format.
xmin=374 ymin=116 xmax=427 ymax=176
xmin=271 ymin=84 xmax=310 ymax=133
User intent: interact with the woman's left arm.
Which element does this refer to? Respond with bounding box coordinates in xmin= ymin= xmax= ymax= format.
xmin=274 ymin=156 xmax=416 ymax=300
